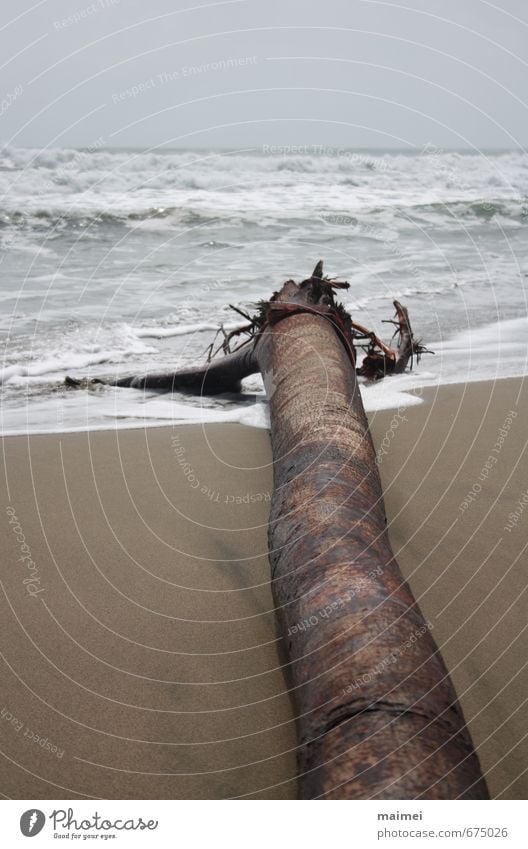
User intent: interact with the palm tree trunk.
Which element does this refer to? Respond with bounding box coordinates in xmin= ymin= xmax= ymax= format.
xmin=253 ymin=276 xmax=487 ymax=799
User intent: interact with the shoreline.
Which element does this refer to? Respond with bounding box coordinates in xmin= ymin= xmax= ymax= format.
xmin=1 ymin=377 xmax=527 ymax=799
xmin=2 ymin=372 xmax=527 ymax=440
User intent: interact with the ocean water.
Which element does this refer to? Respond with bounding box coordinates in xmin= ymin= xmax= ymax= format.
xmin=1 ymin=145 xmax=527 ymax=435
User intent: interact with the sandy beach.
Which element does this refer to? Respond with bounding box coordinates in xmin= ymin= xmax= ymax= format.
xmin=1 ymin=377 xmax=527 ymax=799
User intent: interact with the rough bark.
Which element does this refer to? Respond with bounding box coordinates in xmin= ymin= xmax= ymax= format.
xmin=253 ymin=273 xmax=487 ymax=799
xmin=65 ymin=263 xmax=488 ymax=799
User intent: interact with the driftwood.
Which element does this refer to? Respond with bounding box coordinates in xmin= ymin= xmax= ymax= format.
xmin=66 ymin=262 xmax=487 ymax=799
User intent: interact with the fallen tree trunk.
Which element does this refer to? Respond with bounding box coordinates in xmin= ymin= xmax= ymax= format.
xmin=254 ymin=270 xmax=487 ymax=799
xmin=66 ymin=263 xmax=488 ymax=799
xmin=65 ymin=344 xmax=258 ymax=394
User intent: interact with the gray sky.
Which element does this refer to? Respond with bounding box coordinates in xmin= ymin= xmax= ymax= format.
xmin=1 ymin=0 xmax=527 ymax=149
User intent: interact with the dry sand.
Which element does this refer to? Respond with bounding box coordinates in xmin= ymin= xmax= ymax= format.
xmin=1 ymin=377 xmax=527 ymax=799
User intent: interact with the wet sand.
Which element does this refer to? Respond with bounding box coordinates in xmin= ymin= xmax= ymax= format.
xmin=1 ymin=377 xmax=527 ymax=799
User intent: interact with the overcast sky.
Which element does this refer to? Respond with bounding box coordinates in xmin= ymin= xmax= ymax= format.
xmin=1 ymin=0 xmax=527 ymax=150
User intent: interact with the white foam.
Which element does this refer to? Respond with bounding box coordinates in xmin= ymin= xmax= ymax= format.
xmin=3 ymin=312 xmax=528 ymax=436
xmin=0 ymin=326 xmax=158 ymax=386
xmin=434 ymin=316 xmax=528 ymax=351
xmin=1 ymin=144 xmax=526 ymax=219
xmin=429 ymin=317 xmax=528 ymax=386
xmin=134 ymin=321 xmax=243 ymax=339
xmin=360 ymin=374 xmax=432 ymax=413
xmin=0 ymin=390 xmax=269 ymax=436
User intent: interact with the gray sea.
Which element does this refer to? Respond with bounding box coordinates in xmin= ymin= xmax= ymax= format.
xmin=1 ymin=145 xmax=527 ymax=434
